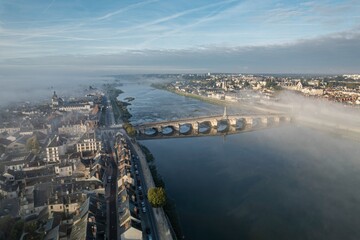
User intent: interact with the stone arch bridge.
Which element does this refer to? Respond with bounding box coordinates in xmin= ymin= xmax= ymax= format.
xmin=135 ymin=113 xmax=292 ymax=140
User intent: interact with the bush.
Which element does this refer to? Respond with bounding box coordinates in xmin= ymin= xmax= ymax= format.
xmin=123 ymin=123 xmax=136 ymax=137
xmin=147 ymin=187 xmax=167 ymax=208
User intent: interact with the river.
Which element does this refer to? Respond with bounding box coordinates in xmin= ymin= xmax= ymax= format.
xmin=117 ymin=81 xmax=360 ymax=240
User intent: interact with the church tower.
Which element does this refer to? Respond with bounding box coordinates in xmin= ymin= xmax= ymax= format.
xmin=52 ymin=91 xmax=59 ymax=109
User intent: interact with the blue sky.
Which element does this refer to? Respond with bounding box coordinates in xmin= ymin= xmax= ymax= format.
xmin=0 ymin=0 xmax=360 ymax=73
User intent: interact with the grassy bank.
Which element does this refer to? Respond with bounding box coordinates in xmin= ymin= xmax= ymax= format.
xmin=151 ymin=83 xmax=227 ymax=106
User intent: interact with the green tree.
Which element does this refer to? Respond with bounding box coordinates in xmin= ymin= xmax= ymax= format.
xmin=24 ymin=221 xmax=43 ymax=240
xmin=147 ymin=187 xmax=167 ymax=208
xmin=9 ymin=219 xmax=24 ymax=240
xmin=26 ymin=136 xmax=40 ymax=153
xmin=123 ymin=123 xmax=136 ymax=137
xmin=243 ymin=81 xmax=250 ymax=88
xmin=0 ymin=215 xmax=16 ymax=239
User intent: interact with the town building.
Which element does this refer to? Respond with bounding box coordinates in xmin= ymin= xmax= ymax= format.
xmin=46 ymin=135 xmax=67 ymax=162
xmin=76 ymin=132 xmax=102 ymax=153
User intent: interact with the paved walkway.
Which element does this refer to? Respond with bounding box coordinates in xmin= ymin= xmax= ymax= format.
xmin=122 ymin=130 xmax=174 ymax=240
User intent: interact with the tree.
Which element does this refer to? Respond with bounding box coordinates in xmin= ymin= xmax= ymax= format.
xmin=9 ymin=219 xmax=24 ymax=240
xmin=147 ymin=187 xmax=167 ymax=208
xmin=123 ymin=123 xmax=136 ymax=137
xmin=243 ymin=81 xmax=250 ymax=88
xmin=0 ymin=215 xmax=16 ymax=239
xmin=26 ymin=136 xmax=40 ymax=153
xmin=24 ymin=221 xmax=43 ymax=240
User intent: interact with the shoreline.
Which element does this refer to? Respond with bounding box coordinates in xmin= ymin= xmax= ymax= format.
xmin=152 ymin=84 xmax=228 ymax=106
xmin=107 ymin=83 xmax=183 ymax=239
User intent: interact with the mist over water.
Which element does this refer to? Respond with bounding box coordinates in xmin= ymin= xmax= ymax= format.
xmin=0 ymin=70 xmax=111 ymax=106
xmin=279 ymin=91 xmax=360 ymax=126
xmin=142 ymin=126 xmax=360 ymax=240
xmin=116 ymin=81 xmax=360 ymax=240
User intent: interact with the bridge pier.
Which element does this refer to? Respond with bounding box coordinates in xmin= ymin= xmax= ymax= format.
xmin=261 ymin=117 xmax=268 ymax=125
xmin=192 ymin=122 xmax=199 ymax=134
xmin=228 ymin=118 xmax=237 ymax=126
xmin=210 ymin=119 xmax=218 ymax=128
xmin=245 ymin=117 xmax=253 ymax=126
xmin=209 ymin=128 xmax=217 ymax=135
xmin=228 ymin=125 xmax=237 ymax=133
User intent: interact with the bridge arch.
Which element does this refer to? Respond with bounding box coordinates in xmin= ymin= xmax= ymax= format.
xmin=161 ymin=125 xmax=175 ymax=135
xmin=232 ymin=118 xmax=246 ymax=129
xmin=179 ymin=123 xmax=193 ymax=135
xmin=142 ymin=127 xmax=158 ymax=136
xmin=217 ymin=119 xmax=229 ymax=132
xmin=198 ymin=121 xmax=212 ymax=133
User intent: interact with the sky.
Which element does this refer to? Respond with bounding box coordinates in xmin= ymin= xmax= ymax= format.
xmin=0 ymin=0 xmax=360 ymax=75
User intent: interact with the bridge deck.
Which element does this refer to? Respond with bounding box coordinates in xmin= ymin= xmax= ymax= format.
xmin=136 ymin=113 xmax=287 ymax=128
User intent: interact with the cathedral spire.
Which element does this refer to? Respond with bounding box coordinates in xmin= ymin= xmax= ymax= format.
xmin=223 ymin=106 xmax=227 ymax=119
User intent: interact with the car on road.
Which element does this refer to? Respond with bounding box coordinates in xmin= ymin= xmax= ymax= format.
xmin=138 ymin=186 xmax=142 ymax=191
xmin=146 ymin=228 xmax=153 ymax=240
xmin=135 ymin=170 xmax=139 ymax=175
xmin=142 ymin=207 xmax=146 ymax=213
xmin=141 ymin=201 xmax=145 ymax=207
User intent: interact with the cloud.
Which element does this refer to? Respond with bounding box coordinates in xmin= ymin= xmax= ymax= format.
xmin=138 ymin=0 xmax=246 ymax=48
xmin=0 ymin=25 xmax=360 ymax=83
xmin=96 ymin=0 xmax=159 ymax=21
xmin=112 ymin=0 xmax=238 ymax=36
xmin=42 ymin=0 xmax=56 ymax=14
xmin=1 ymin=0 xmax=359 ymax=60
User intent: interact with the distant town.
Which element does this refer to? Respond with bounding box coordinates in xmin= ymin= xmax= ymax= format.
xmin=154 ymin=73 xmax=360 ymax=105
xmin=0 ymin=73 xmax=359 ymax=240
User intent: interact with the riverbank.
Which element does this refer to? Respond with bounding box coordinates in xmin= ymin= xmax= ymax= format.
xmin=106 ymin=82 xmax=182 ymax=239
xmin=139 ymin=144 xmax=184 ymax=239
xmin=127 ymin=136 xmax=175 ymax=240
xmin=103 ymin=83 xmax=137 ymax=137
xmin=152 ymin=84 xmax=285 ymax=116
xmin=152 ymin=83 xmax=228 ymax=106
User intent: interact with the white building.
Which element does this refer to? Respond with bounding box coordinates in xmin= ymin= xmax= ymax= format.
xmin=55 ymin=163 xmax=73 ymax=177
xmin=76 ymin=132 xmax=102 ymax=153
xmin=46 ymin=136 xmax=67 ymax=162
xmin=59 ymin=104 xmax=91 ymax=112
xmin=58 ymin=124 xmax=88 ymax=136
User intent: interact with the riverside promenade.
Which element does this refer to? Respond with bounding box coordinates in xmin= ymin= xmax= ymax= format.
xmin=121 ymin=129 xmax=174 ymax=240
